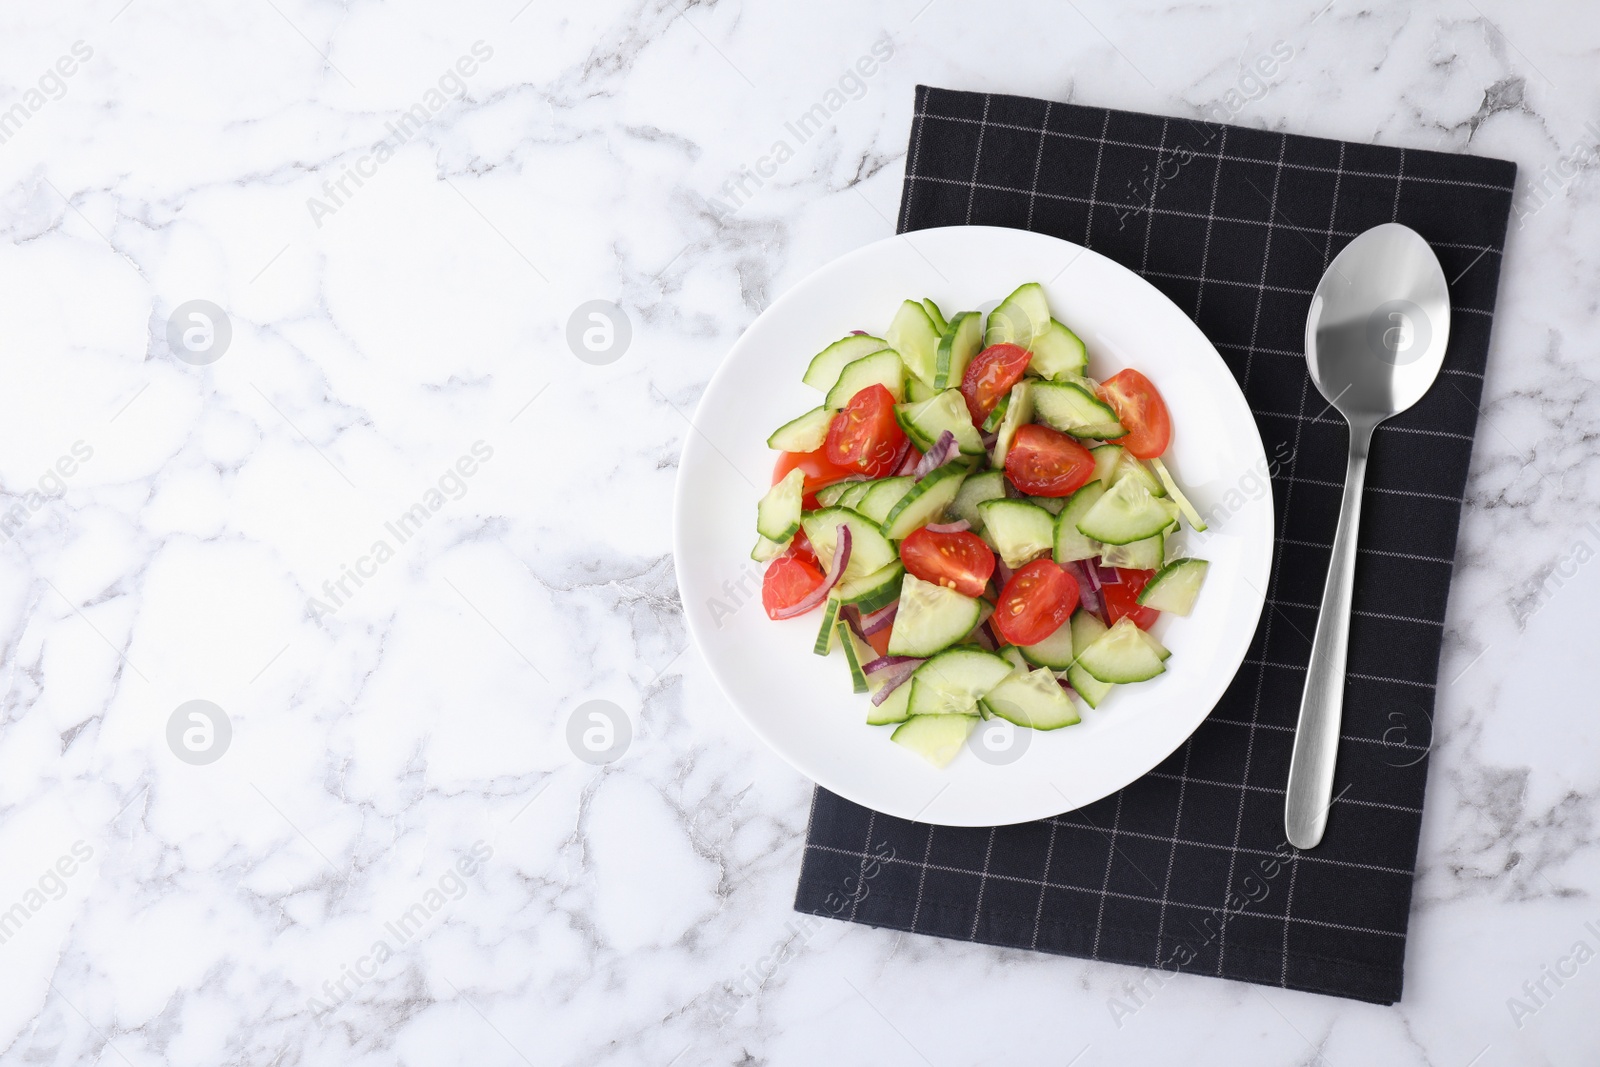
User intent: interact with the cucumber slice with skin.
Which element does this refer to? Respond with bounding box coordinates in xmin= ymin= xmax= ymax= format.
xmin=922 ymin=298 xmax=948 ymax=335
xmin=767 ymin=407 xmax=833 ymax=452
xmin=856 ymin=476 xmax=914 ymax=524
xmin=998 ymin=644 xmax=1029 ymax=672
xmin=824 ymin=348 xmax=906 ymax=409
xmin=977 ymin=498 xmax=1056 ymax=568
xmin=815 ymin=481 xmax=855 ymax=507
xmin=833 ymin=560 xmax=905 ymax=613
xmin=801 ymin=507 xmax=899 ymax=581
xmin=891 ymin=714 xmax=978 ymax=767
xmin=1138 ymin=558 xmax=1209 ymax=615
xmin=1026 ymin=495 xmax=1066 ymax=516
xmin=984 ymin=666 xmax=1081 ymax=729
xmin=1032 ymin=381 xmax=1127 ymax=440
xmin=751 ymin=533 xmax=789 ymax=562
xmin=887 ymin=573 xmax=983 ymax=658
xmin=952 ymin=469 xmax=1007 ymax=533
xmin=837 ymin=481 xmax=874 ymax=510
xmin=1090 ymin=444 xmax=1125 ymax=486
xmin=905 ymin=375 xmax=939 ymax=403
xmin=813 ymin=598 xmax=842 ymax=656
xmin=1020 ymin=620 xmax=1074 ymax=669
xmin=990 ymin=379 xmax=1034 ymax=469
xmin=1137 ymin=625 xmax=1171 ymax=661
xmin=895 ymin=390 xmax=986 ymax=456
xmin=1150 ymin=458 xmax=1209 ymax=532
xmin=886 ymin=300 xmax=941 ymax=386
xmin=934 ymin=311 xmax=984 ymax=390
xmin=1076 ymin=473 xmax=1180 ymax=545
xmin=906 ymin=647 xmax=1015 ymax=716
xmin=1053 ymin=481 xmax=1107 ymax=563
xmin=1114 ymin=452 xmax=1166 ymax=497
xmin=985 ymin=282 xmax=1052 ymax=348
xmin=867 ymin=677 xmax=913 ymax=725
xmin=1076 ymin=617 xmax=1166 ymax=683
xmin=1026 ymin=319 xmax=1089 ymax=381
xmin=802 ymin=335 xmax=888 ymax=391
xmin=756 ymin=467 xmax=805 ymax=542
xmin=881 ymin=462 xmax=967 ymax=540
xmin=840 ymin=621 xmax=872 ymax=693
xmin=1068 ymin=663 xmax=1115 ymax=708
xmin=1100 ymin=532 xmax=1164 ymax=570
xmin=981 ymin=393 xmax=1010 ymax=433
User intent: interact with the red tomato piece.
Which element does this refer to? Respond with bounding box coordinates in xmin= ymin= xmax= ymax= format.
xmin=899 ymin=527 xmax=996 ymax=598
xmin=960 ymin=343 xmax=1032 ymax=425
xmin=992 ymin=559 xmax=1079 ymax=646
xmin=865 ymin=624 xmax=893 ymax=658
xmin=1098 ymin=369 xmax=1172 ymax=459
xmin=762 ymin=553 xmax=826 ymax=619
xmin=1004 ymin=424 xmax=1096 ymax=497
xmin=773 ymin=448 xmax=857 ymax=505
xmin=825 ymin=384 xmax=906 ymax=477
xmin=1101 ymin=568 xmax=1160 ymax=629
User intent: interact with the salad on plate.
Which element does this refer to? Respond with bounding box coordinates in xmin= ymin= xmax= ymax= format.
xmin=753 ymin=283 xmax=1211 ymax=768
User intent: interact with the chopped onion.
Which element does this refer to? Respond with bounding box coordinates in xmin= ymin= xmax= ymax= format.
xmin=864 ymin=657 xmax=923 ymax=705
xmin=1063 ymin=560 xmax=1102 ymax=617
xmin=973 ymin=621 xmax=997 ymax=652
xmin=995 ymin=558 xmax=1014 ymax=589
xmin=912 ymin=430 xmax=959 ymax=478
xmin=769 ymin=524 xmax=851 ymax=619
xmin=923 ymin=520 xmax=971 ymax=534
xmin=1094 ymin=560 xmax=1122 ymax=585
xmin=862 ymin=654 xmax=920 ymax=676
xmin=860 ymin=600 xmax=898 ymax=635
xmin=850 ymin=329 xmax=868 ymax=336
xmin=981 ymin=431 xmax=998 ymax=450
xmin=894 ymin=440 xmax=921 ymax=476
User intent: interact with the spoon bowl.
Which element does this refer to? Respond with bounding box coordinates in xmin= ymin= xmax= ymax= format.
xmin=1285 ymin=223 xmax=1451 ymax=849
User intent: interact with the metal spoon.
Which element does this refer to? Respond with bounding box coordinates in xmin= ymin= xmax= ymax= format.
xmin=1284 ymin=222 xmax=1451 ymax=850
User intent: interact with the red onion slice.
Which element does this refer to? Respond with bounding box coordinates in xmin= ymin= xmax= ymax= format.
xmin=865 ymin=657 xmax=924 ymax=705
xmin=894 ymin=440 xmax=922 ymax=476
xmin=995 ymin=558 xmax=1014 ymax=589
xmin=973 ymin=621 xmax=997 ymax=652
xmin=860 ymin=600 xmax=898 ymax=635
xmin=1063 ymin=560 xmax=1103 ymax=617
xmin=912 ymin=430 xmax=959 ymax=478
xmin=1094 ymin=560 xmax=1122 ymax=585
xmin=923 ymin=520 xmax=970 ymax=534
xmin=850 ymin=329 xmax=868 ymax=336
xmin=769 ymin=524 xmax=851 ymax=619
xmin=981 ymin=431 xmax=999 ymax=450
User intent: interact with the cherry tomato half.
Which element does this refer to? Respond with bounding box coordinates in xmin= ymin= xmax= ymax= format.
xmin=1004 ymin=424 xmax=1096 ymax=497
xmin=773 ymin=448 xmax=857 ymax=507
xmin=762 ymin=552 xmax=825 ymax=619
xmin=1101 ymin=567 xmax=1160 ymax=630
xmin=960 ymin=343 xmax=1032 ymax=425
xmin=1098 ymin=369 xmax=1172 ymax=459
xmin=992 ymin=559 xmax=1079 ymax=647
xmin=899 ymin=526 xmax=996 ymax=598
xmin=825 ymin=384 xmax=906 ymax=477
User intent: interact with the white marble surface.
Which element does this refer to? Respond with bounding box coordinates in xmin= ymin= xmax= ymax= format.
xmin=1 ymin=0 xmax=1597 ymax=1063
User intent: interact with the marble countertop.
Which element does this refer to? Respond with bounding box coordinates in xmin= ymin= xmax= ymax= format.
xmin=2 ymin=0 xmax=1596 ymax=1063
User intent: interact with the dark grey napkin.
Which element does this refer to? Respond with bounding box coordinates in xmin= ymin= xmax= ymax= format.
xmin=795 ymin=86 xmax=1516 ymax=1004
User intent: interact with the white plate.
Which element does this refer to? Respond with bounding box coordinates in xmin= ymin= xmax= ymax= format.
xmin=673 ymin=226 xmax=1273 ymax=826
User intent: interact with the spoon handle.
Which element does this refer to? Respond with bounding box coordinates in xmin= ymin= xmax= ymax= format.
xmin=1285 ymin=426 xmax=1372 ymax=849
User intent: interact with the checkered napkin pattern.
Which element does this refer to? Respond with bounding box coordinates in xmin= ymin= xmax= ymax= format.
xmin=795 ymin=86 xmax=1516 ymax=1004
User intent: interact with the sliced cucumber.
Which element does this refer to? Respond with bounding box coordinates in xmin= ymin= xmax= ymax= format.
xmin=833 ymin=560 xmax=905 ymax=613
xmin=906 ymin=647 xmax=1014 ymax=716
xmin=997 ymin=644 xmax=1029 ymax=672
xmin=803 ymin=335 xmax=887 ymax=391
xmin=1150 ymin=457 xmax=1209 ymax=532
xmin=1026 ymin=495 xmax=1066 ymax=516
xmin=1076 ymin=473 xmax=1180 ymax=546
xmin=1019 ymin=620 xmax=1074 ymax=669
xmin=1113 ymin=452 xmax=1166 ymax=497
xmin=751 ymin=533 xmax=789 ymax=562
xmin=1099 ymin=532 xmax=1163 ymax=570
xmin=1031 ymin=381 xmax=1127 ymax=440
xmin=985 ymin=281 xmax=1052 ymax=348
xmin=905 ymin=375 xmax=939 ymax=403
xmin=952 ymin=469 xmax=1007 ymax=533
xmin=984 ymin=666 xmax=1081 ymax=730
xmin=824 ymin=348 xmax=906 ymax=409
xmin=922 ymin=298 xmax=948 ymax=335
xmin=801 ymin=507 xmax=898 ymax=581
xmin=1076 ymin=616 xmax=1166 ymax=683
xmin=1137 ymin=625 xmax=1171 ymax=661
xmin=867 ymin=678 xmax=913 ymax=725
xmin=934 ymin=311 xmax=983 ymax=389
xmin=990 ymin=379 xmax=1034 ymax=469
xmin=1138 ymin=558 xmax=1209 ymax=615
xmin=840 ymin=620 xmax=871 ymax=693
xmin=1053 ymin=481 xmax=1107 ymax=563
xmin=895 ymin=390 xmax=986 ymax=457
xmin=977 ymin=498 xmax=1055 ymax=568
xmin=886 ymin=572 xmax=982 ymax=658
xmin=837 ymin=481 xmax=874 ymax=510
xmin=756 ymin=467 xmax=805 ymax=542
xmin=856 ymin=476 xmax=914 ymax=524
xmin=1027 ymin=319 xmax=1089 ymax=381
xmin=767 ymin=407 xmax=833 ymax=452
xmin=1090 ymin=444 xmax=1125 ymax=486
xmin=886 ymin=300 xmax=941 ymax=386
xmin=815 ymin=481 xmax=855 ymax=507
xmin=813 ymin=597 xmax=842 ymax=656
xmin=881 ymin=462 xmax=967 ymax=541
xmin=1067 ymin=664 xmax=1115 ymax=709
xmin=891 ymin=714 xmax=977 ymax=768
xmin=981 ymin=393 xmax=1010 ymax=433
